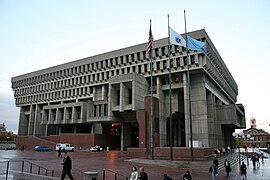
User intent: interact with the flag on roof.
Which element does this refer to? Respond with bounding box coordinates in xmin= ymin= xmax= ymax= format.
xmin=187 ymin=35 xmax=207 ymax=53
xmin=147 ymin=23 xmax=154 ymax=54
xmin=169 ymin=27 xmax=186 ymax=47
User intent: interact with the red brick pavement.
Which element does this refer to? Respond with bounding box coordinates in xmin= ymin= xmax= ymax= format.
xmin=0 ymin=150 xmax=253 ymax=180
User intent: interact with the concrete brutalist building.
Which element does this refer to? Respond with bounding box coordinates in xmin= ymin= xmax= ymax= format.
xmin=11 ymin=29 xmax=245 ymax=155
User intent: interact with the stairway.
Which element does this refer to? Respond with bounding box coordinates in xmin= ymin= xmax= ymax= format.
xmin=216 ymin=152 xmax=247 ymax=171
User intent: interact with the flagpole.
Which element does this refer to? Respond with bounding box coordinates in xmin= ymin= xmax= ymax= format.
xmin=167 ymin=14 xmax=173 ymax=161
xmin=184 ymin=10 xmax=194 ymax=161
xmin=149 ymin=19 xmax=154 ymax=160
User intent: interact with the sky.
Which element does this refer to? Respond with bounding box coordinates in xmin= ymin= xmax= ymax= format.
xmin=0 ymin=0 xmax=270 ymax=134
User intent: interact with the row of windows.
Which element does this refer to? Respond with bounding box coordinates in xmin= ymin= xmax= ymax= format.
xmin=42 ymin=104 xmax=108 ymax=122
xmin=14 ymin=54 xmax=201 ymax=97
xmin=93 ymin=104 xmax=108 ymax=117
xmin=12 ymin=45 xmax=177 ymax=88
xmin=15 ymin=86 xmax=94 ymax=105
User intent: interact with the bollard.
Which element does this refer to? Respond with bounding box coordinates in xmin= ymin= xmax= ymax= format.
xmin=83 ymin=171 xmax=98 ymax=180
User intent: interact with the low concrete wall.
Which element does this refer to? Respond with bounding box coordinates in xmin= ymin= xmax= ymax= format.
xmin=0 ymin=143 xmax=16 ymax=150
xmin=154 ymin=147 xmax=213 ymax=161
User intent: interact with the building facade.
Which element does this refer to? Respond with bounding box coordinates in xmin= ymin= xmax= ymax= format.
xmin=243 ymin=118 xmax=270 ymax=148
xmin=11 ymin=29 xmax=245 ymax=152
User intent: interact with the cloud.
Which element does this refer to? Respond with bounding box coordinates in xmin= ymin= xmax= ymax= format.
xmin=0 ymin=93 xmax=19 ymax=133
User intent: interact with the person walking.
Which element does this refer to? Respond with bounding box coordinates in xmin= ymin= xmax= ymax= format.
xmin=139 ymin=167 xmax=148 ymax=180
xmin=224 ymin=159 xmax=231 ymax=177
xmin=182 ymin=170 xmax=192 ymax=180
xmin=240 ymin=161 xmax=247 ymax=179
xmin=61 ymin=151 xmax=74 ymax=180
xmin=130 ymin=166 xmax=138 ymax=180
xmin=163 ymin=174 xmax=173 ymax=180
xmin=58 ymin=147 xmax=62 ymax=158
xmin=213 ymin=157 xmax=219 ymax=170
xmin=209 ymin=163 xmax=218 ymax=180
xmin=251 ymin=155 xmax=256 ymax=169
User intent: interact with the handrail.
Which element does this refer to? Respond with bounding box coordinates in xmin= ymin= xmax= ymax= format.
xmin=0 ymin=160 xmax=54 ymax=180
xmin=103 ymin=169 xmax=129 ymax=180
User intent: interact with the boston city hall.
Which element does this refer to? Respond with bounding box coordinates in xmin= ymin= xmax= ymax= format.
xmin=11 ymin=29 xmax=245 ymax=159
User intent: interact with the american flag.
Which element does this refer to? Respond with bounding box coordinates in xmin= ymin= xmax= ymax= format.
xmin=147 ymin=22 xmax=153 ymax=54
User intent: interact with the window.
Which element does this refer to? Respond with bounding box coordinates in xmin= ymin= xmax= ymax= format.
xmin=116 ymin=90 xmax=120 ymax=105
xmin=128 ymin=89 xmax=132 ymax=104
xmin=104 ymin=104 xmax=107 ymax=116
xmin=154 ymin=117 xmax=159 ymax=132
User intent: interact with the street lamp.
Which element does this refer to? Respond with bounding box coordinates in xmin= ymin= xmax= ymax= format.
xmin=232 ymin=131 xmax=244 ymax=167
xmin=250 ymin=137 xmax=255 ymax=152
xmin=241 ymin=133 xmax=252 ymax=166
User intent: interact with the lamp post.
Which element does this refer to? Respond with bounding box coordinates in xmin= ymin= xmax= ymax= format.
xmin=242 ymin=133 xmax=251 ymax=166
xmin=250 ymin=137 xmax=255 ymax=152
xmin=232 ymin=131 xmax=244 ymax=168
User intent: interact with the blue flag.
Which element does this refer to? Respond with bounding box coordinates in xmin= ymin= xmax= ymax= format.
xmin=187 ymin=35 xmax=207 ymax=53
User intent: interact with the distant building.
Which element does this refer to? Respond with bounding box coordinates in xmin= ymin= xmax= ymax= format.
xmin=250 ymin=117 xmax=256 ymax=128
xmin=243 ymin=118 xmax=269 ymax=148
xmin=243 ymin=128 xmax=269 ymax=148
xmin=0 ymin=123 xmax=6 ymax=132
xmin=11 ymin=29 xmax=245 ymax=153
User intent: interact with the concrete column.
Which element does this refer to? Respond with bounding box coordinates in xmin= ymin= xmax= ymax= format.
xmin=91 ymin=123 xmax=103 ymax=134
xmin=183 ymin=72 xmax=190 ymax=147
xmin=18 ymin=107 xmax=28 ymax=136
xmin=120 ymin=82 xmax=123 ymax=112
xmin=121 ymin=124 xmax=131 ymax=151
xmin=157 ymin=77 xmax=166 ymax=147
xmin=28 ymin=105 xmax=35 ymax=136
xmin=93 ymin=87 xmax=96 ymax=101
xmin=33 ymin=105 xmax=45 ymax=136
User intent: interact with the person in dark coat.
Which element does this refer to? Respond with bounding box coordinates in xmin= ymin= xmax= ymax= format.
xmin=182 ymin=170 xmax=192 ymax=180
xmin=61 ymin=151 xmax=74 ymax=180
xmin=213 ymin=157 xmax=219 ymax=170
xmin=139 ymin=167 xmax=148 ymax=180
xmin=240 ymin=161 xmax=247 ymax=179
xmin=163 ymin=174 xmax=173 ymax=180
xmin=209 ymin=163 xmax=218 ymax=180
xmin=224 ymin=159 xmax=231 ymax=177
xmin=58 ymin=147 xmax=62 ymax=158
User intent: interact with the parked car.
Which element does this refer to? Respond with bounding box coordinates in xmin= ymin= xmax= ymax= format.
xmin=90 ymin=145 xmax=103 ymax=152
xmin=55 ymin=143 xmax=75 ymax=152
xmin=35 ymin=146 xmax=53 ymax=152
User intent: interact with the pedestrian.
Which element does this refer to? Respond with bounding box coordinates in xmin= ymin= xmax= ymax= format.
xmin=182 ymin=170 xmax=192 ymax=180
xmin=213 ymin=157 xmax=218 ymax=170
xmin=255 ymin=155 xmax=260 ymax=166
xmin=139 ymin=167 xmax=148 ymax=180
xmin=240 ymin=161 xmax=247 ymax=179
xmin=260 ymin=152 xmax=264 ymax=162
xmin=21 ymin=145 xmax=24 ymax=151
xmin=163 ymin=174 xmax=173 ymax=180
xmin=209 ymin=163 xmax=218 ymax=180
xmin=222 ymin=147 xmax=226 ymax=156
xmin=58 ymin=147 xmax=62 ymax=158
xmin=224 ymin=159 xmax=231 ymax=177
xmin=251 ymin=155 xmax=256 ymax=169
xmin=130 ymin=166 xmax=138 ymax=180
xmin=61 ymin=151 xmax=74 ymax=180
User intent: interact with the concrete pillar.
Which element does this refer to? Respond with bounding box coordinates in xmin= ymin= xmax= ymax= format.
xmin=120 ymin=82 xmax=123 ymax=112
xmin=28 ymin=105 xmax=35 ymax=136
xmin=121 ymin=124 xmax=131 ymax=151
xmin=183 ymin=72 xmax=190 ymax=147
xmin=157 ymin=77 xmax=166 ymax=147
xmin=18 ymin=107 xmax=28 ymax=136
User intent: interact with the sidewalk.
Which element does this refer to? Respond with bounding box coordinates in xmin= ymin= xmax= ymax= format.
xmin=0 ymin=150 xmax=269 ymax=179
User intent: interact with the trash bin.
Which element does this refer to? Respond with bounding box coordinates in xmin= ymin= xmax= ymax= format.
xmin=83 ymin=171 xmax=98 ymax=180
